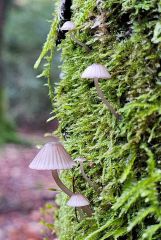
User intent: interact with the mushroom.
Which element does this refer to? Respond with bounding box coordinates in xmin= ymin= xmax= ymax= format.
xmin=67 ymin=193 xmax=92 ymax=217
xmin=81 ymin=63 xmax=121 ymax=120
xmin=61 ymin=21 xmax=90 ymax=52
xmin=61 ymin=21 xmax=75 ymax=31
xmin=75 ymin=157 xmax=97 ymax=191
xmin=67 ymin=193 xmax=90 ymax=207
xmin=29 ymin=142 xmax=92 ymax=216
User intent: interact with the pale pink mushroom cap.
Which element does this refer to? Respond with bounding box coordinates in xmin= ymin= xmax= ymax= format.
xmin=67 ymin=193 xmax=90 ymax=207
xmin=75 ymin=157 xmax=86 ymax=163
xmin=29 ymin=142 xmax=76 ymax=170
xmin=81 ymin=63 xmax=111 ymax=79
xmin=61 ymin=21 xmax=76 ymax=31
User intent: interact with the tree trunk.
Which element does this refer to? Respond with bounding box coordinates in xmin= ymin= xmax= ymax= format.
xmin=47 ymin=0 xmax=161 ymax=239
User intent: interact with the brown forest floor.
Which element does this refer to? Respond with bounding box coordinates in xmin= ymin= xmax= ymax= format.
xmin=0 ymin=132 xmax=58 ymax=240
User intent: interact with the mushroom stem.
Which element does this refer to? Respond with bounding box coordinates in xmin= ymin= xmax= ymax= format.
xmin=52 ymin=170 xmax=93 ymax=217
xmin=94 ymin=78 xmax=121 ymax=120
xmin=80 ymin=162 xmax=98 ymax=191
xmin=70 ymin=33 xmax=91 ymax=52
xmin=52 ymin=170 xmax=73 ymax=196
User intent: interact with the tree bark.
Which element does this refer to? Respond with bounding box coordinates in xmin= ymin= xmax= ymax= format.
xmin=56 ymin=0 xmax=72 ymax=44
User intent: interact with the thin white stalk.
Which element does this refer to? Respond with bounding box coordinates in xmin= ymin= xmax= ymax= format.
xmin=52 ymin=170 xmax=93 ymax=217
xmin=94 ymin=78 xmax=121 ymax=120
xmin=52 ymin=170 xmax=73 ymax=196
xmin=70 ymin=33 xmax=91 ymax=52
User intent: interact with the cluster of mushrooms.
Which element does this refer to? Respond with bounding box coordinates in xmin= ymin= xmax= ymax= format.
xmin=29 ymin=142 xmax=93 ymax=217
xmin=61 ymin=21 xmax=121 ymax=120
xmin=29 ymin=21 xmax=121 ymax=218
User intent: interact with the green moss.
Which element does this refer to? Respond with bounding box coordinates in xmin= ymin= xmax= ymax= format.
xmin=37 ymin=0 xmax=161 ymax=239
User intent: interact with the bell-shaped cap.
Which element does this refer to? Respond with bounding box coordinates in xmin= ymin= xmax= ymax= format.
xmin=81 ymin=63 xmax=111 ymax=79
xmin=29 ymin=142 xmax=75 ymax=170
xmin=61 ymin=21 xmax=75 ymax=31
xmin=75 ymin=157 xmax=86 ymax=162
xmin=67 ymin=193 xmax=90 ymax=207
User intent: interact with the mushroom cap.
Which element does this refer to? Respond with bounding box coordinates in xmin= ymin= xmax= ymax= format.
xmin=61 ymin=21 xmax=76 ymax=31
xmin=67 ymin=193 xmax=90 ymax=207
xmin=81 ymin=63 xmax=111 ymax=79
xmin=29 ymin=142 xmax=76 ymax=170
xmin=75 ymin=157 xmax=86 ymax=162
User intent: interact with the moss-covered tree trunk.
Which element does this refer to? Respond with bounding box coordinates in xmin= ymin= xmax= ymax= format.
xmin=38 ymin=0 xmax=161 ymax=239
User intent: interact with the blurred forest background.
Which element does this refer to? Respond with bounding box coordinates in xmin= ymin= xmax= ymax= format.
xmin=0 ymin=1 xmax=59 ymax=239
xmin=0 ymin=0 xmax=60 ymax=144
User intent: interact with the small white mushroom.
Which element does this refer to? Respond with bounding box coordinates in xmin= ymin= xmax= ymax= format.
xmin=29 ymin=142 xmax=75 ymax=170
xmin=61 ymin=21 xmax=91 ymax=52
xmin=29 ymin=142 xmax=75 ymax=195
xmin=67 ymin=193 xmax=90 ymax=207
xmin=61 ymin=21 xmax=76 ymax=31
xmin=81 ymin=63 xmax=121 ymax=120
xmin=67 ymin=193 xmax=92 ymax=217
xmin=29 ymin=142 xmax=92 ymax=216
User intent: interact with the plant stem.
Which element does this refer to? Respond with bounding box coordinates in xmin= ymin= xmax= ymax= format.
xmin=80 ymin=162 xmax=98 ymax=191
xmin=94 ymin=78 xmax=121 ymax=120
xmin=73 ymin=175 xmax=80 ymax=222
xmin=52 ymin=170 xmax=93 ymax=217
xmin=70 ymin=33 xmax=91 ymax=52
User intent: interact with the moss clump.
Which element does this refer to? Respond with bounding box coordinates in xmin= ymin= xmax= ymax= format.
xmin=37 ymin=0 xmax=161 ymax=239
